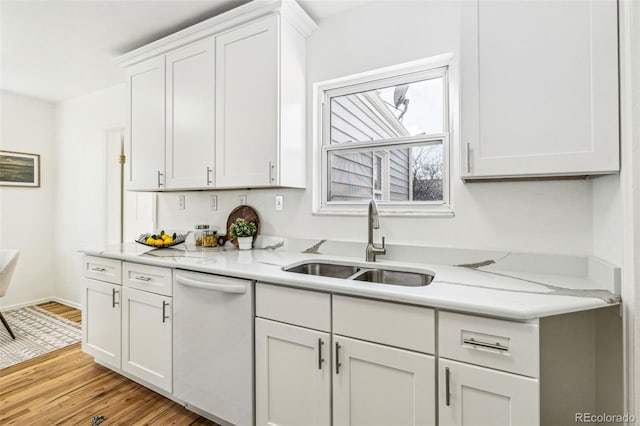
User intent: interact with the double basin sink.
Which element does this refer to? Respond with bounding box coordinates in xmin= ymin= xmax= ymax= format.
xmin=284 ymin=261 xmax=435 ymax=287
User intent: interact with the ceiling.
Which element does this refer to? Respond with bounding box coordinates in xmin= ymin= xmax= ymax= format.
xmin=0 ymin=0 xmax=370 ymax=103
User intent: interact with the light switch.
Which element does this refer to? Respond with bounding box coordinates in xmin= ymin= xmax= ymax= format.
xmin=210 ymin=195 xmax=218 ymax=211
xmin=239 ymin=195 xmax=247 ymax=205
xmin=275 ymin=195 xmax=283 ymax=211
xmin=178 ymin=195 xmax=185 ymax=210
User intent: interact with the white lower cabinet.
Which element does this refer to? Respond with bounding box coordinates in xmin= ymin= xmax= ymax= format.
xmin=255 ymin=318 xmax=331 ymax=426
xmin=121 ymin=286 xmax=172 ymax=393
xmin=438 ymin=359 xmax=539 ymax=426
xmin=82 ymin=277 xmax=121 ymax=369
xmin=255 ymin=284 xmax=437 ymax=426
xmin=333 ymin=335 xmax=436 ymax=426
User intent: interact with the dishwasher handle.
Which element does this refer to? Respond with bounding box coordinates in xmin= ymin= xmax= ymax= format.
xmin=175 ymin=274 xmax=247 ymax=294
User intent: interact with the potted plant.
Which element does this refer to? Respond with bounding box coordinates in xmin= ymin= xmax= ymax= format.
xmin=230 ymin=218 xmax=257 ymax=250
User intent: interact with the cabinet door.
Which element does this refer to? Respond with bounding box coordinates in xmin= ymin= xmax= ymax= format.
xmin=333 ymin=335 xmax=435 ymax=426
xmin=121 ymin=287 xmax=172 ymax=392
xmin=256 ymin=318 xmax=330 ymax=426
xmin=439 ymin=359 xmax=539 ymax=426
xmin=82 ymin=278 xmax=121 ymax=369
xmin=461 ymin=0 xmax=619 ymax=179
xmin=127 ymin=56 xmax=166 ymax=190
xmin=215 ymin=16 xmax=279 ymax=188
xmin=165 ymin=38 xmax=216 ymax=189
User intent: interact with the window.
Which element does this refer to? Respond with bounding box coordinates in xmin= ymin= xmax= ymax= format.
xmin=313 ymin=55 xmax=453 ymax=215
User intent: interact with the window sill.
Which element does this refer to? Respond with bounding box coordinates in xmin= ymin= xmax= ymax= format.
xmin=312 ymin=205 xmax=455 ymax=218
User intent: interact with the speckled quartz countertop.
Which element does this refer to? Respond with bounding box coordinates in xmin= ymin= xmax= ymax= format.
xmin=80 ymin=239 xmax=620 ymax=321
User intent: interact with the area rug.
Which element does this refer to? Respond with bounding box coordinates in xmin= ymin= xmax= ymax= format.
xmin=0 ymin=305 xmax=81 ymax=369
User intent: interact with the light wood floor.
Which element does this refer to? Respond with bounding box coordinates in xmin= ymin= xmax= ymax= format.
xmin=0 ymin=302 xmax=218 ymax=425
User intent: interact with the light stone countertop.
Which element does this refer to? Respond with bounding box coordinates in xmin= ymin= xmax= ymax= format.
xmin=80 ymin=240 xmax=620 ymax=321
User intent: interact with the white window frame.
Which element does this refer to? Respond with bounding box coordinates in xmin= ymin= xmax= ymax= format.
xmin=312 ymin=54 xmax=456 ymax=216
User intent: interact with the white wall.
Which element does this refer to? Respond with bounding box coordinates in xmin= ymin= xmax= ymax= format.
xmin=157 ymin=1 xmax=594 ymax=256
xmin=53 ymin=84 xmax=126 ymax=304
xmin=592 ymin=175 xmax=623 ymax=265
xmin=0 ymin=91 xmax=56 ymax=308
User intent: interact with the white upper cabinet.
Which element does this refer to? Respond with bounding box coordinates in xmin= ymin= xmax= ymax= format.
xmin=215 ymin=13 xmax=308 ymax=188
xmin=460 ymin=0 xmax=619 ymax=180
xmin=118 ymin=0 xmax=315 ymax=191
xmin=126 ymin=56 xmax=166 ymax=190
xmin=165 ymin=38 xmax=216 ymax=189
xmin=215 ymin=16 xmax=279 ymax=188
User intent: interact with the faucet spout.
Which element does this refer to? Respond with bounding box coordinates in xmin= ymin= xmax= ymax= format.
xmin=366 ymin=199 xmax=386 ymax=262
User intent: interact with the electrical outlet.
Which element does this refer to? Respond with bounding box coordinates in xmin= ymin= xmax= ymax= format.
xmin=177 ymin=195 xmax=185 ymax=210
xmin=210 ymin=195 xmax=218 ymax=211
xmin=275 ymin=195 xmax=284 ymax=211
xmin=239 ymin=194 xmax=247 ymax=205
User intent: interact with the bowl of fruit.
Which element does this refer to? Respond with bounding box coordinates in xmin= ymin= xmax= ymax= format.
xmin=136 ymin=231 xmax=187 ymax=248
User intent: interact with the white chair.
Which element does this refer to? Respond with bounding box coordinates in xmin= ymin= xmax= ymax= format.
xmin=0 ymin=250 xmax=19 ymax=339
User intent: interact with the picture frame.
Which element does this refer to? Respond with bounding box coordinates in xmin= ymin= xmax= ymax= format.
xmin=0 ymin=150 xmax=41 ymax=188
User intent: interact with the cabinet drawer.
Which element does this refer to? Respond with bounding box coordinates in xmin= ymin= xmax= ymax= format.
xmin=439 ymin=311 xmax=539 ymax=378
xmin=256 ymin=283 xmax=331 ymax=332
xmin=83 ymin=256 xmax=122 ymax=284
xmin=333 ymin=295 xmax=435 ymax=354
xmin=123 ymin=262 xmax=172 ymax=296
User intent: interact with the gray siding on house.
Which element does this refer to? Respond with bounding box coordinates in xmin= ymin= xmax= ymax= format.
xmin=328 ymin=92 xmax=410 ymax=202
xmin=389 ymin=148 xmax=410 ymax=201
xmin=328 ymin=151 xmax=373 ymax=201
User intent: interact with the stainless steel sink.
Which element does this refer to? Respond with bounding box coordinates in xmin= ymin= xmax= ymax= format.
xmin=351 ymin=268 xmax=434 ymax=287
xmin=284 ymin=260 xmax=434 ymax=287
xmin=284 ymin=262 xmax=360 ymax=279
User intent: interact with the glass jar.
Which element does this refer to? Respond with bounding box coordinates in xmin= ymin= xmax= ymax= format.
xmin=203 ymin=230 xmax=218 ymax=247
xmin=194 ymin=225 xmax=209 ymax=247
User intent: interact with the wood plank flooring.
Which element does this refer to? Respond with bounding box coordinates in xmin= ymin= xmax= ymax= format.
xmin=0 ymin=302 xmax=218 ymax=425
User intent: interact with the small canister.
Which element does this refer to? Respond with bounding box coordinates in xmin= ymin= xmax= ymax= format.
xmin=194 ymin=224 xmax=209 ymax=246
xmin=203 ymin=230 xmax=218 ymax=247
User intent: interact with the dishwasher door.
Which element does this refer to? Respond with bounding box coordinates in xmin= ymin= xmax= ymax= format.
xmin=173 ymin=270 xmax=254 ymax=426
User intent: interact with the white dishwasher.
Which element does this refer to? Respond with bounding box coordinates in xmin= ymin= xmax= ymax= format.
xmin=173 ymin=269 xmax=254 ymax=426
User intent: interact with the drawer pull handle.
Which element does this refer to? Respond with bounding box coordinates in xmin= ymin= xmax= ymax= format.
xmin=445 ymin=367 xmax=451 ymax=406
xmin=162 ymin=301 xmax=169 ymax=323
xmin=135 ymin=276 xmax=152 ymax=282
xmin=463 ymin=337 xmax=508 ymax=352
xmin=318 ymin=338 xmax=324 ymax=370
xmin=91 ymin=267 xmax=107 ymax=272
xmin=112 ymin=288 xmax=119 ymax=308
xmin=335 ymin=342 xmax=341 ymax=375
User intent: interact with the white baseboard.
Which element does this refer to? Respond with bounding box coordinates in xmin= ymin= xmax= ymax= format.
xmin=0 ymin=297 xmax=82 ymax=312
xmin=49 ymin=297 xmax=82 ymax=310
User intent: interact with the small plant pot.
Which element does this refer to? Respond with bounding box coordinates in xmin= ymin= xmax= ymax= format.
xmin=237 ymin=236 xmax=253 ymax=250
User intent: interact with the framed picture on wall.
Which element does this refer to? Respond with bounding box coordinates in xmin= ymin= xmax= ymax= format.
xmin=0 ymin=150 xmax=40 ymax=187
